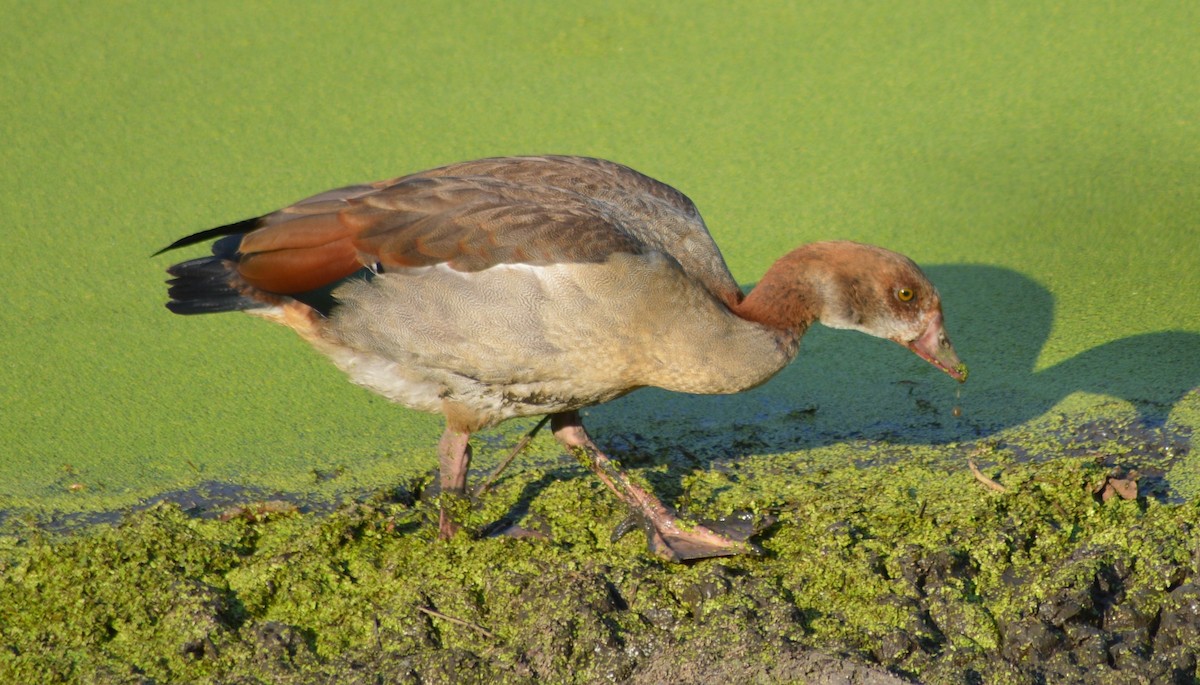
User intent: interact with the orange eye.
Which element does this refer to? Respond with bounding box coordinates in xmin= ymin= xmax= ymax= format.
xmin=896 ymin=288 xmax=914 ymax=302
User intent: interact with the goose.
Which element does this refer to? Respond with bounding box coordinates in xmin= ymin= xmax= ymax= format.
xmin=158 ymin=155 xmax=967 ymax=561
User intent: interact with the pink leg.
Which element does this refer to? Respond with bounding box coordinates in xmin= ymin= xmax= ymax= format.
xmin=437 ymin=427 xmax=472 ymax=539
xmin=550 ymin=411 xmax=756 ymax=562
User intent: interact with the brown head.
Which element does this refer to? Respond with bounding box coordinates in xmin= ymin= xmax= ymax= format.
xmin=738 ymin=240 xmax=968 ymax=382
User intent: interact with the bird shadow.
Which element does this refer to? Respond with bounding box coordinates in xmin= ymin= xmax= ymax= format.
xmin=941 ymin=264 xmax=1197 ymax=430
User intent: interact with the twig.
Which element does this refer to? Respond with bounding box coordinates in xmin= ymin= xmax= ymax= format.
xmin=417 ymin=606 xmax=496 ymax=640
xmin=968 ymin=459 xmax=1007 ymax=493
xmin=473 ymin=415 xmax=550 ymax=498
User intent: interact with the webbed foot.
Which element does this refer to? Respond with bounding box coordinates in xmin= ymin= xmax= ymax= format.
xmin=614 ymin=512 xmax=761 ymax=561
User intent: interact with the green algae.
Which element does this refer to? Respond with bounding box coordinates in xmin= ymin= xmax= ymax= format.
xmin=2 ymin=417 xmax=1196 ymax=684
xmin=3 ymin=0 xmax=1198 ymax=516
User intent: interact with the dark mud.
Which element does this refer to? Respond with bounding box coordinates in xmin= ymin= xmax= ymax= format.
xmin=1 ymin=416 xmax=1197 ymax=684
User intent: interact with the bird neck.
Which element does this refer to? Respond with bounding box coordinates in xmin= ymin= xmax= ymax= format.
xmin=732 ymin=247 xmax=825 ymax=337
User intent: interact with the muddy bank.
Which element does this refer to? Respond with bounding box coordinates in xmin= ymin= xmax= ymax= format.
xmin=1 ymin=415 xmax=1197 ymax=684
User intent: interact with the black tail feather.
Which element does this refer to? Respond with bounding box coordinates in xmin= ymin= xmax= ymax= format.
xmin=152 ymin=216 xmax=261 ymax=257
xmin=159 ymin=217 xmax=269 ymax=315
xmin=165 ymin=256 xmax=265 ymax=315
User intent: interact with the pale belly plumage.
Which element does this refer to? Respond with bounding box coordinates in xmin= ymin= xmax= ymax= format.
xmin=310 ymin=255 xmax=794 ymax=428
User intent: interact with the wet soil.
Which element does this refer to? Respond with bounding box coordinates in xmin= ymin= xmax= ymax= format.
xmin=1 ymin=415 xmax=1196 ymax=684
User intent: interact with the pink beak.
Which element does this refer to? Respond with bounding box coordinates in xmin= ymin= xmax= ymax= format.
xmin=903 ymin=311 xmax=968 ymax=382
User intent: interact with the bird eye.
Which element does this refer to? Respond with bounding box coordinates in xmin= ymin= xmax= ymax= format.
xmin=896 ymin=288 xmax=914 ymax=302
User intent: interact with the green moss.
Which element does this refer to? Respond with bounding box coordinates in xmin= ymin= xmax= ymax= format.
xmin=2 ymin=413 xmax=1196 ymax=683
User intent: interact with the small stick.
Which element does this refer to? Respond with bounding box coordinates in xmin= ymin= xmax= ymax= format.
xmin=968 ymin=459 xmax=1007 ymax=493
xmin=473 ymin=415 xmax=550 ymax=498
xmin=417 ymin=606 xmax=496 ymax=639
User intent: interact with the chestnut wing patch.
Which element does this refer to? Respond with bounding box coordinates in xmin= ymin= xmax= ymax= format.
xmin=234 ymin=175 xmax=645 ymax=294
xmin=356 ymin=177 xmax=644 ymax=271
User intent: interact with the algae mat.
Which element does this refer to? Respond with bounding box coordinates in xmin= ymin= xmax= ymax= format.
xmin=3 ymin=1 xmax=1196 ymax=514
xmin=1 ymin=2 xmax=1199 ymax=682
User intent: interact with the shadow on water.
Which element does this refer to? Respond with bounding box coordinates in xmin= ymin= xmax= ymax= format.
xmin=587 ymin=263 xmax=1199 ymax=456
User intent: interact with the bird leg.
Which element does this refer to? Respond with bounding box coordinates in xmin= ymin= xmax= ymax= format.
xmin=550 ymin=411 xmax=757 ymax=562
xmin=437 ymin=427 xmax=473 ymax=539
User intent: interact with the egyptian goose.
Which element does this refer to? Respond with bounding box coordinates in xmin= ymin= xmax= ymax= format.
xmin=158 ymin=155 xmax=967 ymax=561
